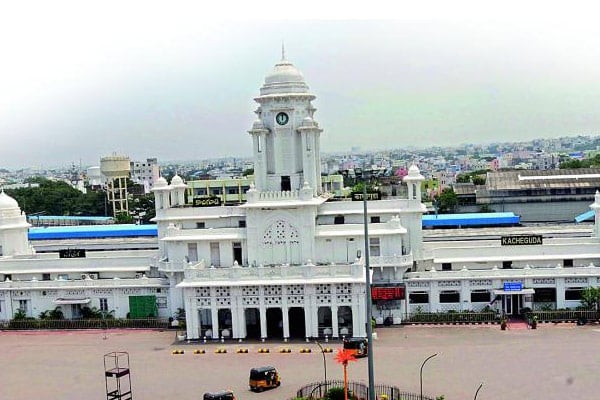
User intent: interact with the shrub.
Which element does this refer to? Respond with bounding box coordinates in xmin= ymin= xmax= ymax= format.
xmin=325 ymin=387 xmax=351 ymax=400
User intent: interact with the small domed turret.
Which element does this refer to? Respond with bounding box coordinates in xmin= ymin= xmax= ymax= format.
xmin=171 ymin=175 xmax=184 ymax=186
xmin=0 ymin=191 xmax=19 ymax=210
xmin=154 ymin=177 xmax=168 ymax=189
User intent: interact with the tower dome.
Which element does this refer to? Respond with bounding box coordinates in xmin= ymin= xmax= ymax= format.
xmin=265 ymin=59 xmax=306 ymax=85
xmin=260 ymin=58 xmax=310 ymax=96
xmin=0 ymin=191 xmax=19 ymax=210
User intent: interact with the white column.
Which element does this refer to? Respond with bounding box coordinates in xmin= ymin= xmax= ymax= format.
xmin=231 ymin=288 xmax=245 ymax=339
xmin=210 ymin=307 xmax=219 ymax=340
xmin=556 ymin=278 xmax=566 ymax=310
xmin=259 ymin=303 xmax=268 ymax=339
xmin=331 ymin=304 xmax=339 ymax=338
xmin=461 ymin=281 xmax=471 ymax=311
xmin=282 ymin=290 xmax=290 ymax=339
xmin=354 ymin=286 xmax=366 ymax=337
xmin=304 ymin=285 xmax=317 ymax=338
xmin=186 ymin=294 xmax=200 ymax=340
xmin=429 ymin=281 xmax=440 ymax=312
xmin=282 ymin=307 xmax=290 ymax=339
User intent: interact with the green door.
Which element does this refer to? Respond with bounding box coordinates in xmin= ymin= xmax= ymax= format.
xmin=128 ymin=295 xmax=158 ymax=318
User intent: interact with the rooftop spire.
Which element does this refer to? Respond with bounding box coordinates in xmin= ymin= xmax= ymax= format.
xmin=281 ymin=41 xmax=286 ymax=61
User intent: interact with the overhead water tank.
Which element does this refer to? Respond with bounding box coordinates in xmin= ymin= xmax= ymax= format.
xmin=100 ymin=155 xmax=130 ymax=178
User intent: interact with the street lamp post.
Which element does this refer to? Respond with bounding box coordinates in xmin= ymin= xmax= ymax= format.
xmin=314 ymin=341 xmax=328 ymax=387
xmin=473 ymin=382 xmax=484 ymax=400
xmin=357 ymin=167 xmax=376 ymax=400
xmin=420 ymin=353 xmax=438 ymax=400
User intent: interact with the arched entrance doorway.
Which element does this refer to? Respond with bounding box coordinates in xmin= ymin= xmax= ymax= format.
xmin=337 ymin=306 xmax=353 ymax=337
xmin=245 ymin=308 xmax=260 ymax=339
xmin=266 ymin=308 xmax=283 ymax=339
xmin=288 ymin=307 xmax=306 ymax=339
xmin=317 ymin=306 xmax=332 ymax=338
xmin=218 ymin=309 xmax=232 ymax=339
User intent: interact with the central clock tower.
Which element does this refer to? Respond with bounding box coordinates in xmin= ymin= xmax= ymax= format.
xmin=248 ymin=53 xmax=323 ymax=196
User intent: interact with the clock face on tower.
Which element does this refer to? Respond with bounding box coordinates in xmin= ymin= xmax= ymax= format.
xmin=275 ymin=112 xmax=289 ymax=126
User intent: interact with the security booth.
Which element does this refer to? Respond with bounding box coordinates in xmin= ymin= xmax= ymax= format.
xmin=493 ymin=282 xmax=534 ymax=317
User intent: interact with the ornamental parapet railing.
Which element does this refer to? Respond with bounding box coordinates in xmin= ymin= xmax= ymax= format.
xmin=368 ymin=254 xmax=413 ymax=267
xmin=0 ymin=277 xmax=168 ymax=289
xmin=406 ymin=265 xmax=600 ymax=280
xmin=296 ymin=380 xmax=435 ymax=400
xmin=183 ymin=263 xmax=364 ymax=281
xmin=158 ymin=259 xmax=187 ymax=272
xmin=404 ymin=311 xmax=499 ymax=324
xmin=0 ymin=318 xmax=170 ymax=330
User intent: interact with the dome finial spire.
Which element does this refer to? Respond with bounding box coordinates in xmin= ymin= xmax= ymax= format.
xmin=281 ymin=41 xmax=286 ymax=61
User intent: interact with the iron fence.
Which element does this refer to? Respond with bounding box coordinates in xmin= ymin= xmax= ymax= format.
xmin=526 ymin=310 xmax=600 ymax=322
xmin=296 ymin=380 xmax=435 ymax=400
xmin=0 ymin=318 xmax=170 ymax=330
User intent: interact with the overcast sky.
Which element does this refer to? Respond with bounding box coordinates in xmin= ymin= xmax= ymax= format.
xmin=2 ymin=1 xmax=600 ymax=169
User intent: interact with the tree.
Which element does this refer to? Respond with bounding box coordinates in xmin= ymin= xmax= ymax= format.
xmin=471 ymin=175 xmax=486 ymax=185
xmin=456 ymin=174 xmax=470 ymax=183
xmin=334 ymin=348 xmax=357 ymax=400
xmin=114 ymin=211 xmax=134 ymax=224
xmin=6 ymin=178 xmax=105 ymax=216
xmin=580 ymin=287 xmax=600 ymax=310
xmin=12 ymin=309 xmax=27 ymax=320
xmin=40 ymin=306 xmax=64 ymax=320
xmin=434 ymin=188 xmax=458 ymax=214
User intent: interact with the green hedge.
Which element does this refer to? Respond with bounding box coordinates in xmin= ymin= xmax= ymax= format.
xmin=405 ymin=312 xmax=498 ymax=323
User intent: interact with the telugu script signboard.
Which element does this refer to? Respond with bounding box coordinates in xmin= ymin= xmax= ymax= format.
xmin=351 ymin=191 xmax=381 ymax=201
xmin=59 ymin=249 xmax=86 ymax=258
xmin=501 ymin=235 xmax=543 ymax=246
xmin=193 ymin=196 xmax=222 ymax=207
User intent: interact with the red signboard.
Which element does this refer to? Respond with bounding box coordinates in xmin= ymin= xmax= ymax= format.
xmin=371 ymin=286 xmax=405 ymax=300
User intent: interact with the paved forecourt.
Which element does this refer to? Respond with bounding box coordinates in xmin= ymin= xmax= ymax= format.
xmin=2 ymin=324 xmax=600 ymax=400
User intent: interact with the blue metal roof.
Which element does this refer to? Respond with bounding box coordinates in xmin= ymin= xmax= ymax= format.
xmin=28 ymin=215 xmax=114 ymax=221
xmin=575 ymin=210 xmax=594 ymax=223
xmin=28 ymin=224 xmax=158 ymax=240
xmin=27 ymin=213 xmax=521 ymax=240
xmin=422 ymin=212 xmax=520 ymax=227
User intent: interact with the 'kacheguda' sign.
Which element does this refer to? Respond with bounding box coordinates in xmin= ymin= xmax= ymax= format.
xmin=501 ymin=235 xmax=543 ymax=246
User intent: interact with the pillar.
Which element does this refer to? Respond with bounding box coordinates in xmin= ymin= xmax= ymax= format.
xmin=259 ymin=304 xmax=267 ymax=339
xmin=282 ymin=307 xmax=290 ymax=339
xmin=555 ymin=278 xmax=566 ymax=310
xmin=331 ymin=304 xmax=339 ymax=338
xmin=210 ymin=307 xmax=220 ymax=340
xmin=429 ymin=281 xmax=440 ymax=313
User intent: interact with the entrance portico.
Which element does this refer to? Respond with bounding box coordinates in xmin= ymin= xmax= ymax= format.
xmin=492 ymin=288 xmax=535 ymax=317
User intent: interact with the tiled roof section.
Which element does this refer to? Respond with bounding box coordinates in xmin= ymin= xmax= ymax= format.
xmin=486 ymin=168 xmax=600 ymax=190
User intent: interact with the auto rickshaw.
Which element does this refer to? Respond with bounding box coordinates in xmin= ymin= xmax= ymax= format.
xmin=343 ymin=337 xmax=368 ymax=358
xmin=203 ymin=390 xmax=236 ymax=400
xmin=249 ymin=366 xmax=281 ymax=392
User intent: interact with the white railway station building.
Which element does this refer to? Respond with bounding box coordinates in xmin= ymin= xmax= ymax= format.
xmin=4 ymin=52 xmax=600 ymax=340
xmin=153 ymin=54 xmax=424 ymax=341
